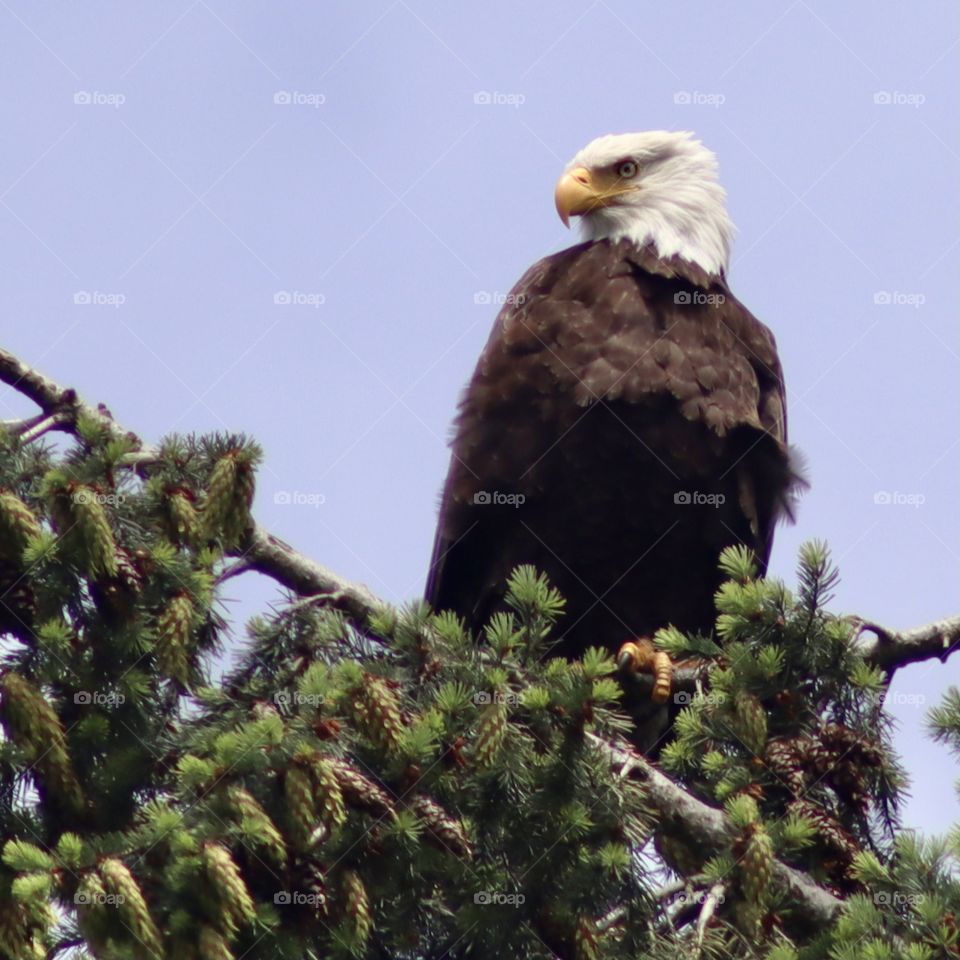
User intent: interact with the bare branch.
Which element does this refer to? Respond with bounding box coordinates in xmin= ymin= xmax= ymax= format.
xmin=591 ymin=733 xmax=843 ymax=935
xmin=239 ymin=524 xmax=382 ymax=625
xmin=853 ymin=614 xmax=960 ymax=674
xmin=0 ymin=345 xmax=76 ymax=413
xmin=0 ymin=345 xmax=141 ymax=448
xmin=19 ymin=411 xmax=75 ymax=443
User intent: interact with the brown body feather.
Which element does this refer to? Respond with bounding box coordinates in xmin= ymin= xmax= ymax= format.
xmin=427 ymin=238 xmax=801 ymax=666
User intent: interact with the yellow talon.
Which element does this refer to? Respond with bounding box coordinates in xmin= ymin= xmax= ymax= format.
xmin=617 ymin=638 xmax=673 ymax=704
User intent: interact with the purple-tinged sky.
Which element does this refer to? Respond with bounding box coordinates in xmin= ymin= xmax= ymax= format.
xmin=0 ymin=0 xmax=957 ymax=830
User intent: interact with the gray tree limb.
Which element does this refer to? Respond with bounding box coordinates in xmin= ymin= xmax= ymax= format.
xmin=591 ymin=733 xmax=843 ymax=935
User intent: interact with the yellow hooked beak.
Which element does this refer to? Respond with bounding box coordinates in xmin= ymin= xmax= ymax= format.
xmin=554 ymin=166 xmax=635 ymax=227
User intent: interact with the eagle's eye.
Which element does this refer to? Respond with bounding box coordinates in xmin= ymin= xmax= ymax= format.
xmin=615 ymin=159 xmax=639 ymax=179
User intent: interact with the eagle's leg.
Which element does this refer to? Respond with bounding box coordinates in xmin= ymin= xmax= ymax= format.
xmin=617 ymin=638 xmax=673 ymax=703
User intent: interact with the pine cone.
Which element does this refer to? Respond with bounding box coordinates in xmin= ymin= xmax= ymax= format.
xmin=311 ymin=756 xmax=347 ymax=839
xmin=788 ymin=799 xmax=861 ymax=885
xmin=70 ymin=485 xmax=118 ymax=578
xmin=228 ymin=787 xmax=286 ymax=864
xmin=0 ymin=671 xmax=83 ymax=812
xmin=0 ymin=491 xmax=41 ymax=560
xmin=341 ymin=870 xmax=371 ymax=946
xmin=329 ymin=758 xmax=397 ymax=822
xmin=732 ymin=695 xmax=767 ymax=755
xmin=763 ymin=737 xmax=808 ymax=796
xmin=474 ymin=700 xmax=508 ymax=768
xmin=0 ymin=898 xmax=34 ymax=960
xmin=740 ymin=824 xmax=773 ymax=905
xmin=198 ymin=924 xmax=234 ymax=960
xmin=99 ymin=858 xmax=163 ymax=959
xmin=204 ymin=451 xmax=255 ymax=547
xmin=165 ymin=487 xmax=200 ymax=547
xmin=290 ymin=855 xmax=329 ymax=917
xmin=353 ymin=674 xmax=404 ymax=754
xmin=284 ymin=765 xmax=317 ymax=848
xmin=409 ymin=794 xmax=472 ymax=859
xmin=202 ymin=842 xmax=256 ymax=935
xmin=573 ymin=915 xmax=600 ymax=960
xmin=91 ymin=545 xmax=144 ymax=623
xmin=155 ymin=593 xmax=194 ymax=685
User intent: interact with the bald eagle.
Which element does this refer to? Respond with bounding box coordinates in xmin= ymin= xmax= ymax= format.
xmin=426 ymin=131 xmax=803 ymax=746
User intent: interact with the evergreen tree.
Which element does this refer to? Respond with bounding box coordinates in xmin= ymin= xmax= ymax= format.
xmin=0 ymin=346 xmax=957 ymax=959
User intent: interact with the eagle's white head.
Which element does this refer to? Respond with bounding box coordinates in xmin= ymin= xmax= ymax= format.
xmin=555 ymin=131 xmax=734 ymax=277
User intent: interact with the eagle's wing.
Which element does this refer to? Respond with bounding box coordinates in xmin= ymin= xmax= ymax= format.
xmin=424 ymin=246 xmax=577 ymax=624
xmin=713 ymin=282 xmax=805 ymax=572
xmin=426 ymin=239 xmax=801 ymax=627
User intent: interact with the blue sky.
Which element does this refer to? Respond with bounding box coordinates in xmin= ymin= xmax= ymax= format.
xmin=0 ymin=1 xmax=957 ymax=830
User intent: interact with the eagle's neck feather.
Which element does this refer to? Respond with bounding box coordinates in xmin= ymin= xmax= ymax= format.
xmin=579 ymin=180 xmax=733 ymax=278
